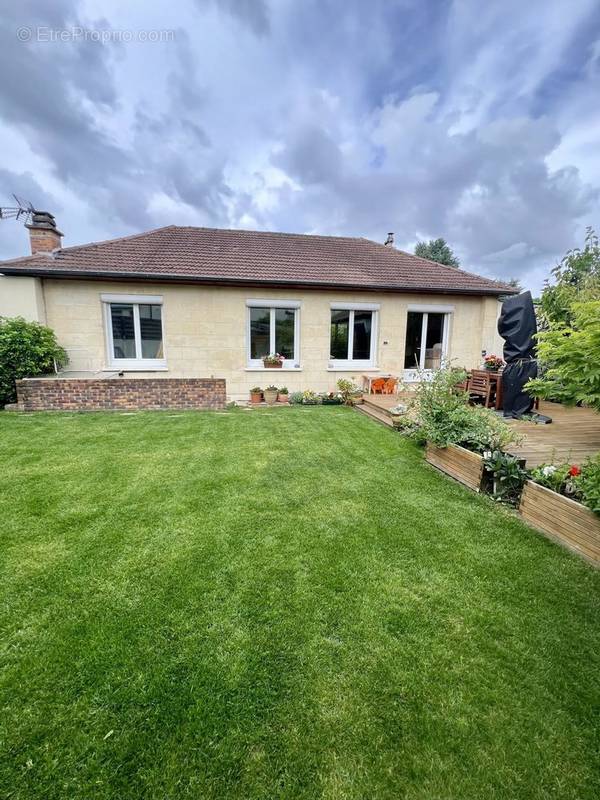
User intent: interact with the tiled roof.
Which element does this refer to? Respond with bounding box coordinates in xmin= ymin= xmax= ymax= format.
xmin=0 ymin=225 xmax=515 ymax=295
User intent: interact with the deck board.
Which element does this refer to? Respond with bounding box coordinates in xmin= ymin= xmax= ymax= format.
xmin=507 ymin=401 xmax=600 ymax=467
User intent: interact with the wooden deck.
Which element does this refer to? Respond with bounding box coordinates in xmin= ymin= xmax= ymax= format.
xmin=507 ymin=401 xmax=600 ymax=467
xmin=361 ymin=395 xmax=600 ymax=468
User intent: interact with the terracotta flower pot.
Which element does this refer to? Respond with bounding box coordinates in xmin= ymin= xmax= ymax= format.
xmin=263 ymin=361 xmax=282 ymax=368
xmin=278 ymin=393 xmax=289 ymax=404
xmin=250 ymin=391 xmax=263 ymax=404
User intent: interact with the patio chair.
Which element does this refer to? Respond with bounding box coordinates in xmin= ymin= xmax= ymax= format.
xmin=467 ymin=369 xmax=494 ymax=408
xmin=370 ymin=378 xmax=386 ymax=394
xmin=454 ymin=370 xmax=470 ymax=393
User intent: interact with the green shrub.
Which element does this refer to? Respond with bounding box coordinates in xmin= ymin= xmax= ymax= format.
xmin=526 ymin=301 xmax=600 ymax=411
xmin=289 ymin=391 xmax=303 ymax=405
xmin=580 ymin=455 xmax=600 ymax=514
xmin=0 ymin=317 xmax=67 ymax=406
xmin=409 ymin=367 xmax=519 ymax=453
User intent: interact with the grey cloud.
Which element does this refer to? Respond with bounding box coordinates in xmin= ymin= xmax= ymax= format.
xmin=273 ymin=125 xmax=343 ymax=185
xmin=193 ymin=0 xmax=270 ymax=36
xmin=0 ymin=0 xmax=598 ymax=294
xmin=0 ymin=167 xmax=60 ymax=258
xmin=264 ymin=98 xmax=596 ymax=283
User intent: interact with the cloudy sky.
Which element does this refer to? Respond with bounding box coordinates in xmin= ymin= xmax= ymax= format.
xmin=1 ymin=0 xmax=600 ymax=292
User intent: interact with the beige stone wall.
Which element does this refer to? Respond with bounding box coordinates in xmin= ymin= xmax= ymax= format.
xmin=39 ymin=278 xmax=502 ymax=400
xmin=0 ymin=276 xmax=47 ymax=322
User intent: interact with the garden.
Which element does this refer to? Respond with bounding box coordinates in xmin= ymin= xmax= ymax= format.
xmin=2 ymin=405 xmax=600 ymax=799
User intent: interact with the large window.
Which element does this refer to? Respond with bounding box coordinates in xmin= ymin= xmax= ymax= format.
xmin=247 ymin=300 xmax=300 ymax=367
xmin=329 ymin=304 xmax=378 ymax=367
xmin=102 ymin=294 xmax=166 ymax=369
xmin=403 ymin=309 xmax=449 ymax=373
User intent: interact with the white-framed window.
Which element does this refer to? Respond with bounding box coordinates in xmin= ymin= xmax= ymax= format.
xmin=329 ymin=302 xmax=379 ymax=368
xmin=403 ymin=304 xmax=452 ymax=380
xmin=101 ymin=293 xmax=166 ymax=370
xmin=246 ymin=299 xmax=301 ymax=368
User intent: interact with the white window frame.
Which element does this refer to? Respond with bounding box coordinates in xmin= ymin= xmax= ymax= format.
xmin=328 ymin=302 xmax=379 ymax=369
xmin=102 ymin=293 xmax=167 ymax=370
xmin=403 ymin=304 xmax=453 ymax=382
xmin=246 ymin=299 xmax=301 ymax=369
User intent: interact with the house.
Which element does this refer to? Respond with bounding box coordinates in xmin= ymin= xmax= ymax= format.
xmin=0 ymin=212 xmax=514 ymax=409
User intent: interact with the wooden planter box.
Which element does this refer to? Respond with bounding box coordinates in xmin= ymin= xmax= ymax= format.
xmin=519 ymin=481 xmax=600 ymax=566
xmin=425 ymin=443 xmax=484 ymax=492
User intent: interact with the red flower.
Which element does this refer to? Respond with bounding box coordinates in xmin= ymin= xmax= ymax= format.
xmin=569 ymin=465 xmax=581 ymax=477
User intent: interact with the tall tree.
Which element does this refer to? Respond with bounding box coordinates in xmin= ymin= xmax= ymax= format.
xmin=526 ymin=227 xmax=600 ymax=410
xmin=414 ymin=238 xmax=460 ymax=268
xmin=540 ymin=227 xmax=600 ymax=327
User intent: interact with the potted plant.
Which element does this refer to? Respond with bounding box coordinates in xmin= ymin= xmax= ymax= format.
xmin=520 ymin=458 xmax=600 ymax=565
xmin=278 ymin=386 xmax=289 ymax=403
xmin=320 ymin=391 xmax=343 ymax=405
xmin=336 ymin=378 xmax=362 ymax=406
xmin=263 ymin=353 xmax=284 ymax=369
xmin=264 ymin=385 xmax=279 ymax=405
xmin=249 ymin=386 xmax=263 ymax=404
xmin=301 ymin=390 xmax=321 ymax=405
xmin=483 ymin=354 xmax=504 ymax=371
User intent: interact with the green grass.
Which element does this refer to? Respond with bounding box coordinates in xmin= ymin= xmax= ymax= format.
xmin=1 ymin=407 xmax=599 ymax=800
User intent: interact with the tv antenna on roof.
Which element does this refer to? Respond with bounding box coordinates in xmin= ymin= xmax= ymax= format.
xmin=0 ymin=194 xmax=35 ymax=224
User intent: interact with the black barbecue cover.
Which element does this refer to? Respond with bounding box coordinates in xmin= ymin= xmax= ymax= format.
xmin=497 ymin=291 xmax=538 ymax=418
xmin=497 ymin=291 xmax=537 ymax=361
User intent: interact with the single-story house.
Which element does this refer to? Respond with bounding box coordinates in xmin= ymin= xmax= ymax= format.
xmin=0 ymin=212 xmax=515 ymax=409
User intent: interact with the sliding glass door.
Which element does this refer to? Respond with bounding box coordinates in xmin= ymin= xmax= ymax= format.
xmin=403 ymin=311 xmax=448 ymax=372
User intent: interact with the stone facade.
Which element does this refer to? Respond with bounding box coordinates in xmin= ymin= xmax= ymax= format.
xmin=1 ymin=276 xmax=506 ymax=403
xmin=15 ymin=377 xmax=226 ymax=412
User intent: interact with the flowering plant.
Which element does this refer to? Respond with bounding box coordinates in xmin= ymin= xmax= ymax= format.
xmin=302 ymin=390 xmax=321 ymax=405
xmin=319 ymin=391 xmax=343 ymax=405
xmin=263 ymin=353 xmax=285 ymax=366
xmin=529 ymin=462 xmax=582 ymax=500
xmin=483 ymin=354 xmax=504 ymax=371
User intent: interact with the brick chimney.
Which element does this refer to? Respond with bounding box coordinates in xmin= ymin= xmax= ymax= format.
xmin=26 ymin=211 xmax=63 ymax=254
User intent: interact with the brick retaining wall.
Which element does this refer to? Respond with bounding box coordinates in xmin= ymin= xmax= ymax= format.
xmin=15 ymin=378 xmax=226 ymax=411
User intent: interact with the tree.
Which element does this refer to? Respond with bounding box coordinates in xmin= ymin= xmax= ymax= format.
xmin=527 ymin=301 xmax=600 ymax=411
xmin=540 ymin=227 xmax=600 ymax=327
xmin=414 ymin=238 xmax=460 ymax=268
xmin=526 ymin=228 xmax=600 ymax=411
xmin=0 ymin=317 xmax=67 ymax=406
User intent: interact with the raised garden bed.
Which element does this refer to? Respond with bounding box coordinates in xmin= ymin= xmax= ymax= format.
xmin=425 ymin=443 xmax=484 ymax=492
xmin=519 ymin=480 xmax=600 ymax=566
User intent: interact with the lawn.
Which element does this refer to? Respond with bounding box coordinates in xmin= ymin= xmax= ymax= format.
xmin=1 ymin=406 xmax=599 ymax=800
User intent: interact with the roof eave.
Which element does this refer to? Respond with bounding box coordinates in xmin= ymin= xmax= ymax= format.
xmin=0 ymin=267 xmax=517 ymax=296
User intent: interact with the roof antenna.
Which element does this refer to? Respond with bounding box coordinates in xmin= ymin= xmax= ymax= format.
xmin=0 ymin=194 xmax=35 ymax=224
xmin=384 ymin=232 xmax=394 ymax=246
